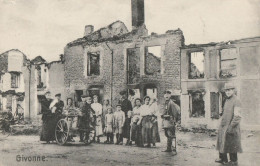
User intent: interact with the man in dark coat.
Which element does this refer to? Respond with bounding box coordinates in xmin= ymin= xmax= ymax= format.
xmin=119 ymin=90 xmax=132 ymax=144
xmin=161 ymin=90 xmax=180 ymax=154
xmin=40 ymin=91 xmax=55 ymax=143
xmin=215 ymin=82 xmax=242 ymax=165
xmin=53 ymin=93 xmax=64 ymax=118
xmin=78 ymin=95 xmax=95 ymax=142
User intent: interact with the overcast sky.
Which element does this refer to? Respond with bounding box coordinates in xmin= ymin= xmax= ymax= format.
xmin=0 ymin=0 xmax=259 ymax=61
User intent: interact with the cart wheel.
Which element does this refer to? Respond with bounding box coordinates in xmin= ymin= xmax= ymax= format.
xmin=55 ymin=119 xmax=69 ymax=145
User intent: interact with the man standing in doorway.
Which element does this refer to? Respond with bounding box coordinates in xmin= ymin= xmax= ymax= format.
xmin=161 ymin=90 xmax=180 ymax=154
xmin=215 ymin=82 xmax=242 ymax=165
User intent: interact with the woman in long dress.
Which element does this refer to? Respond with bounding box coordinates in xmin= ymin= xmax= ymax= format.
xmin=138 ymin=96 xmax=153 ymax=147
xmin=91 ymin=95 xmax=103 ymax=143
xmin=130 ymin=98 xmax=142 ymax=146
xmin=150 ymin=98 xmax=160 ymax=146
xmin=40 ymin=91 xmax=56 ymax=143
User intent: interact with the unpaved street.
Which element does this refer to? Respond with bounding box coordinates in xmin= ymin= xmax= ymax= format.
xmin=0 ymin=131 xmax=259 ymax=166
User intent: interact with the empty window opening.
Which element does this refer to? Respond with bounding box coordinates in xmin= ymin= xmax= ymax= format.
xmin=189 ymin=52 xmax=205 ymax=79
xmin=11 ymin=72 xmax=20 ymax=88
xmin=87 ymin=52 xmax=100 ymax=76
xmin=189 ymin=90 xmax=205 ymax=118
xmin=127 ymin=48 xmax=140 ymax=84
xmin=145 ymin=46 xmax=161 ymax=75
xmin=219 ymin=48 xmax=237 ymax=78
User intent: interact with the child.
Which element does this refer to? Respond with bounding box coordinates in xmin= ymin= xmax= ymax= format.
xmin=113 ymin=104 xmax=125 ymax=145
xmin=124 ymin=110 xmax=133 ymax=145
xmin=104 ymin=107 xmax=114 ymax=144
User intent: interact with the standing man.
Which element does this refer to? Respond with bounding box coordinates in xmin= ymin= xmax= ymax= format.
xmin=161 ymin=90 xmax=180 ymax=154
xmin=78 ymin=95 xmax=95 ymax=142
xmin=119 ymin=90 xmax=132 ymax=144
xmin=215 ymin=82 xmax=242 ymax=165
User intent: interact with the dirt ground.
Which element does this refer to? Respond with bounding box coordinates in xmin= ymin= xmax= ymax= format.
xmin=0 ymin=130 xmax=259 ymax=166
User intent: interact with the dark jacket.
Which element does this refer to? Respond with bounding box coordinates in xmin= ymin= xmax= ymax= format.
xmin=78 ymin=102 xmax=95 ymax=130
xmin=54 ymin=100 xmax=64 ymax=115
xmin=41 ymin=98 xmax=53 ymax=121
xmin=120 ymin=99 xmax=133 ymax=116
xmin=162 ymin=99 xmax=181 ymax=122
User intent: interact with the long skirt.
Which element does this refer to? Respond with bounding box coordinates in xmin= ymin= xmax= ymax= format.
xmin=151 ymin=121 xmax=160 ymax=143
xmin=40 ymin=115 xmax=56 ymax=142
xmin=95 ymin=116 xmax=103 ymax=137
xmin=141 ymin=116 xmax=152 ymax=145
xmin=131 ymin=123 xmax=142 ymax=146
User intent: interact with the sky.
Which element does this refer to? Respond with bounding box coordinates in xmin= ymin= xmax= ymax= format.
xmin=0 ymin=0 xmax=259 ymax=62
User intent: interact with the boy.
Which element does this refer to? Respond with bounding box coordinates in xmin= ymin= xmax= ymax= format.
xmin=104 ymin=107 xmax=114 ymax=144
xmin=113 ymin=104 xmax=125 ymax=145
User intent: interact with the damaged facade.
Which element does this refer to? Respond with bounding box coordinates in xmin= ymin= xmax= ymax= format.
xmin=180 ymin=37 xmax=260 ymax=130
xmin=0 ymin=50 xmax=65 ymax=124
xmin=0 ymin=49 xmax=28 ymax=117
xmin=64 ymin=0 xmax=183 ymax=110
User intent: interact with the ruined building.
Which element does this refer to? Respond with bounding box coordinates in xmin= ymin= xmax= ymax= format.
xmin=180 ymin=37 xmax=260 ymax=130
xmin=0 ymin=50 xmax=65 ymax=124
xmin=64 ymin=0 xmax=184 ymax=109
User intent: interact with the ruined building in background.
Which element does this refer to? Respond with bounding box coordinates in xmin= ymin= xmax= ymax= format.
xmin=0 ymin=49 xmax=29 ymax=117
xmin=64 ymin=0 xmax=184 ymax=110
xmin=180 ymin=37 xmax=260 ymax=130
xmin=0 ymin=50 xmax=65 ymax=124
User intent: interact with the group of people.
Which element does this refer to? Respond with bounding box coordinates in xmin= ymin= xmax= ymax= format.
xmin=39 ymin=82 xmax=243 ymax=165
xmin=39 ymin=89 xmax=181 ymax=153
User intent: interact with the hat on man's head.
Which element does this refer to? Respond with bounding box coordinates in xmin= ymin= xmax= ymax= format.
xmin=164 ymin=90 xmax=172 ymax=94
xmin=81 ymin=94 xmax=90 ymax=98
xmin=55 ymin=93 xmax=61 ymax=97
xmin=223 ymin=82 xmax=236 ymax=90
xmin=119 ymin=90 xmax=127 ymax=95
xmin=45 ymin=91 xmax=51 ymax=95
xmin=116 ymin=104 xmax=122 ymax=107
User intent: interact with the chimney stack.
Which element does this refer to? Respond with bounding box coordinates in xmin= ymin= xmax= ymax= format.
xmin=131 ymin=0 xmax=145 ymax=29
xmin=84 ymin=25 xmax=94 ymax=37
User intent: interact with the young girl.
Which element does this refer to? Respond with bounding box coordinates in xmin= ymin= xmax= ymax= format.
xmin=113 ymin=104 xmax=125 ymax=145
xmin=104 ymin=107 xmax=114 ymax=144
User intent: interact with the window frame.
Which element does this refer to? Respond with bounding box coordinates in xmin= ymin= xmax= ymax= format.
xmin=219 ymin=48 xmax=237 ymax=78
xmin=10 ymin=72 xmax=20 ymax=88
xmin=87 ymin=52 xmax=101 ymax=76
xmin=144 ymin=45 xmax=162 ymax=75
xmin=187 ymin=50 xmax=205 ymax=79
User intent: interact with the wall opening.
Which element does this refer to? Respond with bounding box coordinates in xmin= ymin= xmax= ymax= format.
xmin=10 ymin=72 xmax=20 ymax=88
xmin=145 ymin=46 xmax=161 ymax=75
xmin=219 ymin=48 xmax=237 ymax=78
xmin=87 ymin=52 xmax=100 ymax=76
xmin=127 ymin=48 xmax=140 ymax=84
xmin=188 ymin=90 xmax=205 ymax=118
xmin=188 ymin=51 xmax=205 ymax=79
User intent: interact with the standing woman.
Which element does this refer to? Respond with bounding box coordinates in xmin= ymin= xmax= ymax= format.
xmin=150 ymin=98 xmax=160 ymax=146
xmin=130 ymin=98 xmax=142 ymax=146
xmin=102 ymin=99 xmax=110 ymax=131
xmin=40 ymin=91 xmax=55 ymax=143
xmin=91 ymin=95 xmax=103 ymax=143
xmin=138 ymin=96 xmax=153 ymax=147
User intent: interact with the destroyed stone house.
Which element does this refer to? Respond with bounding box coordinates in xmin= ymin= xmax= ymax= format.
xmin=0 ymin=49 xmax=28 ymax=117
xmin=64 ymin=0 xmax=260 ymax=130
xmin=64 ymin=0 xmax=184 ymax=110
xmin=180 ymin=37 xmax=260 ymax=130
xmin=0 ymin=50 xmax=65 ymax=124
